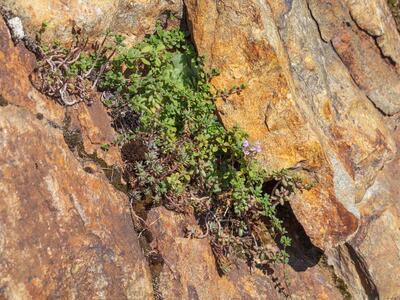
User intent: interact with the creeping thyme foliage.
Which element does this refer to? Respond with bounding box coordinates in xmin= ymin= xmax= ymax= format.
xmin=100 ymin=25 xmax=306 ymax=270
xmin=33 ymin=24 xmax=306 ymax=272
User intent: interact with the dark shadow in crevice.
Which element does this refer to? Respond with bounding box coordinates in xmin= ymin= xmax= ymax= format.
xmin=0 ymin=94 xmax=9 ymax=106
xmin=275 ymin=202 xmax=323 ymax=272
xmin=346 ymin=243 xmax=379 ymax=300
xmin=262 ymin=179 xmax=280 ymax=196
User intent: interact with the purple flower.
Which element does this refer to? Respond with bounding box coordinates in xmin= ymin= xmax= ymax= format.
xmin=253 ymin=141 xmax=262 ymax=153
xmin=242 ymin=140 xmax=262 ymax=155
xmin=242 ymin=139 xmax=262 ymax=155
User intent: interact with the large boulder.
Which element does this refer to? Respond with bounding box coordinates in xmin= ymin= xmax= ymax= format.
xmin=0 ymin=17 xmax=154 ymax=299
xmin=185 ymin=0 xmax=400 ymax=298
xmin=185 ymin=0 xmax=396 ymax=249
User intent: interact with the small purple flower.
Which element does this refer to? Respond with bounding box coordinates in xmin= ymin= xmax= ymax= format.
xmin=242 ymin=139 xmax=262 ymax=156
xmin=242 ymin=139 xmax=250 ymax=155
xmin=242 ymin=140 xmax=261 ymax=155
xmin=253 ymin=141 xmax=262 ymax=153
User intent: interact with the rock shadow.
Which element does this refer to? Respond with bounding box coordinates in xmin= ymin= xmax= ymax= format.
xmin=276 ymin=202 xmax=323 ymax=272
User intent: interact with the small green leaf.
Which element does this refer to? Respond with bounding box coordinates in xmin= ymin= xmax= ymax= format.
xmin=140 ymin=57 xmax=151 ymax=65
xmin=141 ymin=45 xmax=153 ymax=53
xmin=101 ymin=143 xmax=110 ymax=151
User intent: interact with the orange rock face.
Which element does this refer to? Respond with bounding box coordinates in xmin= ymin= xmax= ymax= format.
xmin=328 ymin=129 xmax=400 ymax=299
xmin=0 ymin=17 xmax=153 ymax=299
xmin=185 ymin=0 xmax=400 ymax=297
xmin=185 ymin=0 xmax=397 ymax=250
xmin=1 ymin=0 xmax=400 ymax=298
xmin=147 ymin=207 xmax=344 ymax=300
xmin=0 ymin=15 xmax=64 ymax=123
xmin=0 ymin=105 xmax=153 ymax=299
xmin=0 ymin=0 xmax=183 ymax=46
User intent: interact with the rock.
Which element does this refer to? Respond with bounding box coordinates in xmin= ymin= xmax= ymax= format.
xmin=0 ymin=16 xmax=64 ymax=124
xmin=2 ymin=0 xmax=400 ymax=298
xmin=185 ymin=0 xmax=400 ymax=297
xmin=0 ymin=0 xmax=183 ymax=46
xmin=327 ymin=129 xmax=400 ymax=300
xmin=0 ymin=13 xmax=124 ymax=181
xmin=273 ymin=0 xmax=397 ymax=243
xmin=307 ymin=0 xmax=400 ymax=115
xmin=147 ymin=207 xmax=345 ymax=300
xmin=185 ymin=0 xmax=395 ymax=249
xmin=66 ymin=100 xmax=123 ymax=168
xmin=0 ymin=105 xmax=154 ymax=299
xmin=0 ymin=17 xmax=154 ymax=299
xmin=345 ymin=0 xmax=400 ymax=69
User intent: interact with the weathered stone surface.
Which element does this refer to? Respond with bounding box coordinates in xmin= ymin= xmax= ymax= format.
xmin=327 ymin=128 xmax=400 ymax=300
xmin=2 ymin=1 xmax=400 ymax=299
xmin=0 ymin=17 xmax=153 ymax=299
xmin=0 ymin=0 xmax=183 ymax=46
xmin=147 ymin=207 xmax=345 ymax=300
xmin=0 ymin=16 xmax=64 ymax=123
xmin=0 ymin=105 xmax=154 ymax=299
xmin=66 ymin=100 xmax=123 ymax=168
xmin=307 ymin=0 xmax=400 ymax=115
xmin=0 ymin=14 xmax=123 ymax=176
xmin=345 ymin=0 xmax=400 ymax=69
xmin=185 ymin=0 xmax=400 ymax=297
xmin=185 ymin=0 xmax=396 ymax=249
xmin=273 ymin=0 xmax=397 ymax=241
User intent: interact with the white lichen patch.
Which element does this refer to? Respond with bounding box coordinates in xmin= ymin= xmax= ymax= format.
xmin=328 ymin=151 xmax=360 ymax=219
xmin=70 ymin=193 xmax=88 ymax=226
xmin=44 ymin=174 xmax=67 ymax=219
xmin=7 ymin=17 xmax=24 ymax=40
